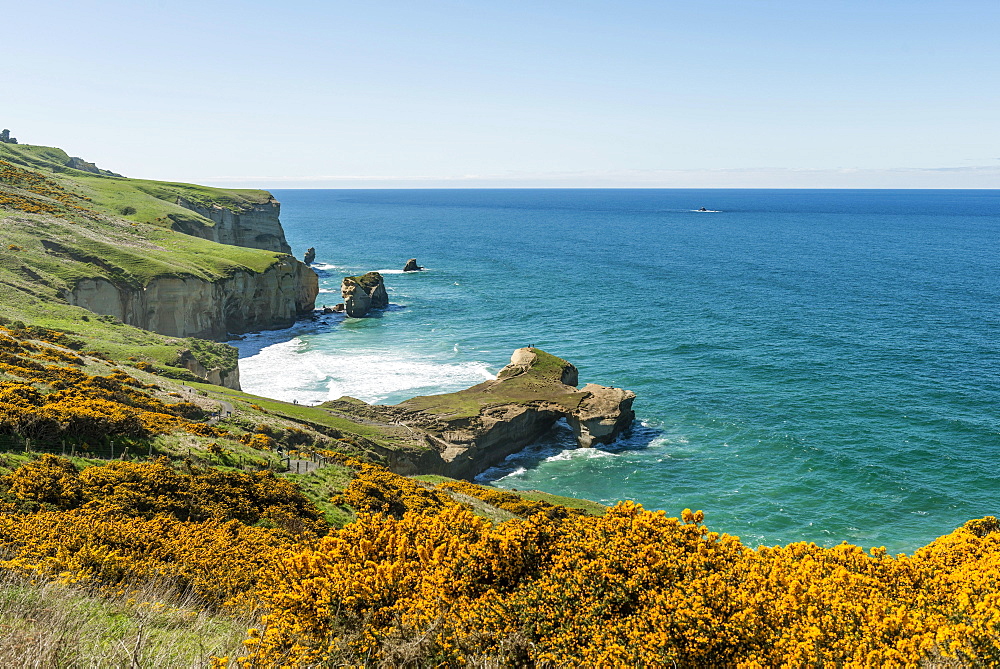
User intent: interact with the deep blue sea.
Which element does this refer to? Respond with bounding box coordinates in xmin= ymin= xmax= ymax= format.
xmin=235 ymin=189 xmax=1000 ymax=553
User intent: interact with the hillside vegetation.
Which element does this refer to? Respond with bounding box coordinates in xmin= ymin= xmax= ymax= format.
xmin=3 ymin=140 xmax=1000 ymax=666
xmin=0 ymin=143 xmax=283 ymax=374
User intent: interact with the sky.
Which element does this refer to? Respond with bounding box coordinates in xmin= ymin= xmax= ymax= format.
xmin=4 ymin=0 xmax=999 ymax=188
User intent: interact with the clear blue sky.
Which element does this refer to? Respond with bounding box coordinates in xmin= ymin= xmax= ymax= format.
xmin=6 ymin=0 xmax=999 ymax=187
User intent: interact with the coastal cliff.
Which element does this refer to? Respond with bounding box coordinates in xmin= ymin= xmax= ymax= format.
xmin=66 ymin=257 xmax=318 ymax=341
xmin=322 ymin=348 xmax=635 ymax=479
xmin=172 ymin=196 xmax=292 ymax=254
xmin=0 ymin=140 xmax=318 ymax=388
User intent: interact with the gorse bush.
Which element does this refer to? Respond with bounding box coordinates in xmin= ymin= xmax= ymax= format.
xmin=3 ymin=456 xmax=326 ymax=533
xmin=0 ymin=326 xmax=216 ymax=443
xmin=0 ymin=159 xmax=97 ymax=219
xmin=4 ymin=350 xmax=1000 ymax=667
xmin=333 ymin=462 xmax=454 ymax=517
xmin=0 ymin=508 xmax=290 ymax=611
xmin=234 ymin=465 xmax=1000 ymax=667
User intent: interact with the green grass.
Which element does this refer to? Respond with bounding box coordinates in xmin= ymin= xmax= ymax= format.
xmin=411 ymin=474 xmax=608 ymax=517
xmin=1 ymin=142 xmax=272 ymax=216
xmin=0 ymin=572 xmax=253 ymax=667
xmin=398 ymin=349 xmax=587 ymax=419
xmin=281 ymin=466 xmax=356 ymax=527
xmin=0 ymin=142 xmax=294 ymax=372
xmin=189 ymin=383 xmax=417 ymax=450
xmin=512 ymin=490 xmax=608 ymax=516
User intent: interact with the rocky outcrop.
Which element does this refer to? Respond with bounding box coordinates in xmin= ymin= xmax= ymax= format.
xmin=66 ymin=257 xmax=318 ymax=341
xmin=403 ymin=258 xmax=424 ymax=272
xmin=341 ymin=272 xmax=389 ymax=317
xmin=173 ymin=197 xmax=292 ymax=254
xmin=568 ymin=384 xmax=637 ymax=448
xmin=322 ymin=348 xmax=635 ymax=479
xmin=303 ymin=247 xmax=316 ymax=265
xmin=175 ymin=349 xmax=240 ymax=390
xmin=66 ymin=156 xmax=122 ymax=177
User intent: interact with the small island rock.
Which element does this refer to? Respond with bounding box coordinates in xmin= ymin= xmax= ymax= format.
xmin=402 ymin=258 xmax=424 ymax=272
xmin=341 ymin=272 xmax=389 ymax=317
xmin=303 ymin=247 xmax=316 ymax=265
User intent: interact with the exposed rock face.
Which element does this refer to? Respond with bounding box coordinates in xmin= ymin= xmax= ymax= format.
xmin=66 ymin=156 xmax=122 ymax=177
xmin=341 ymin=272 xmax=389 ymax=317
xmin=303 ymin=247 xmax=316 ymax=265
xmin=173 ymin=197 xmax=292 ymax=254
xmin=322 ymin=348 xmax=635 ymax=479
xmin=176 ymin=349 xmax=241 ymax=390
xmin=403 ymin=258 xmax=424 ymax=272
xmin=66 ymin=257 xmax=318 ymax=342
xmin=568 ymin=384 xmax=637 ymax=448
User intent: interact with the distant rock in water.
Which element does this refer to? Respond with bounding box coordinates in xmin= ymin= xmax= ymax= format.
xmin=402 ymin=258 xmax=424 ymax=272
xmin=341 ymin=271 xmax=389 ymax=317
xmin=303 ymin=247 xmax=316 ymax=265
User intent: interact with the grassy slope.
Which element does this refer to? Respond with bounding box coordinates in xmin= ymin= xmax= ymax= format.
xmin=0 ymin=143 xmax=285 ymax=369
xmin=412 ymin=474 xmax=608 ymax=516
xmin=398 ymin=349 xmax=588 ymax=419
xmin=189 ymin=382 xmax=424 ymax=453
xmin=0 ymin=573 xmax=253 ymax=667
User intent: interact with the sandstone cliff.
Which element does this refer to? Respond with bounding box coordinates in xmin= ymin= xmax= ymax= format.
xmin=321 ymin=348 xmax=635 ymax=479
xmin=175 ymin=348 xmax=241 ymax=389
xmin=172 ymin=196 xmax=292 ymax=253
xmin=66 ymin=257 xmax=318 ymax=342
xmin=341 ymin=272 xmax=389 ymax=317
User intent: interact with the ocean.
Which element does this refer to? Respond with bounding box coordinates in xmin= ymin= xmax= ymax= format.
xmin=235 ymin=188 xmax=1000 ymax=553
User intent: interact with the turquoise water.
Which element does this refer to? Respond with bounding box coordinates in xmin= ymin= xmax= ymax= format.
xmin=236 ymin=189 xmax=1000 ymax=553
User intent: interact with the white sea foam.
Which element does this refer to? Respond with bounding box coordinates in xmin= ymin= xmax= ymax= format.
xmin=237 ymin=337 xmax=495 ymax=405
xmin=544 ymin=448 xmax=612 ymax=463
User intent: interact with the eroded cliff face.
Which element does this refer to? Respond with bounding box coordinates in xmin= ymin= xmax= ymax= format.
xmin=66 ymin=257 xmax=318 ymax=342
xmin=175 ymin=349 xmax=241 ymax=389
xmin=321 ymin=348 xmax=636 ymax=479
xmin=173 ymin=197 xmax=292 ymax=254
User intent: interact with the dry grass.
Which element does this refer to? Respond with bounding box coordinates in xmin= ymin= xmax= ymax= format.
xmin=0 ymin=570 xmax=254 ymax=667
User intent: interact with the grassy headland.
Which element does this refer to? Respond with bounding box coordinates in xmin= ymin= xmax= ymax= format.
xmin=0 ymin=143 xmax=288 ymax=374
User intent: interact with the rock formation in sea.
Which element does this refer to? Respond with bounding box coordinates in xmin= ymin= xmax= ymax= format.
xmin=402 ymin=258 xmax=424 ymax=272
xmin=320 ymin=348 xmax=636 ymax=479
xmin=341 ymin=272 xmax=389 ymax=317
xmin=303 ymin=247 xmax=316 ymax=265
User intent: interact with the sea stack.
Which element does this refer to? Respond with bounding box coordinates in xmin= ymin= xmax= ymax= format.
xmin=303 ymin=247 xmax=316 ymax=265
xmin=341 ymin=271 xmax=389 ymax=317
xmin=402 ymin=258 xmax=424 ymax=272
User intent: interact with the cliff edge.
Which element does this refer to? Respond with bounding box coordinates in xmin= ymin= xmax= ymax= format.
xmin=0 ymin=141 xmax=319 ymax=387
xmin=321 ymin=348 xmax=635 ymax=479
